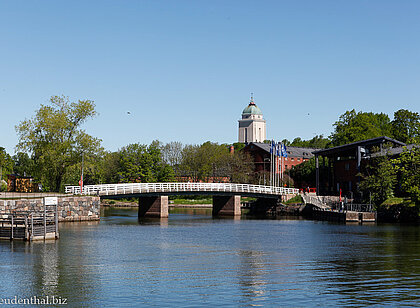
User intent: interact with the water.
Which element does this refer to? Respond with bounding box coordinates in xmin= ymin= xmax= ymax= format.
xmin=1 ymin=207 xmax=420 ymax=307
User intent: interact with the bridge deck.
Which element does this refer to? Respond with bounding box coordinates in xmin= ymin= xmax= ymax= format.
xmin=65 ymin=183 xmax=299 ymax=198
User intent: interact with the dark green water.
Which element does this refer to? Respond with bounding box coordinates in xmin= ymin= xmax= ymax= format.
xmin=1 ymin=207 xmax=420 ymax=307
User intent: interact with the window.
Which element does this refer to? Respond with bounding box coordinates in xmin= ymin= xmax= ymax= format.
xmin=345 ymin=163 xmax=350 ymax=171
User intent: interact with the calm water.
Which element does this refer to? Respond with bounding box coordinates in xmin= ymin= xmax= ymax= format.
xmin=1 ymin=207 xmax=420 ymax=307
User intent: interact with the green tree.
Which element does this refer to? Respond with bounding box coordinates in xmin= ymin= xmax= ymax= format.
xmin=281 ymin=139 xmax=291 ymax=146
xmin=12 ymin=152 xmax=35 ymax=177
xmin=393 ymin=146 xmax=420 ymax=206
xmin=359 ymin=155 xmax=397 ymax=206
xmin=391 ymin=109 xmax=420 ymax=144
xmin=289 ymin=157 xmax=317 ymax=188
xmin=232 ymin=142 xmax=245 ymax=151
xmin=15 ymin=95 xmax=102 ymax=191
xmin=229 ymin=151 xmax=254 ymax=183
xmin=118 ymin=141 xmax=174 ymax=183
xmin=290 ymin=135 xmax=330 ymax=148
xmin=177 ymin=142 xmax=254 ymax=183
xmin=0 ymin=147 xmax=14 ymax=181
xmin=98 ymin=151 xmax=121 ymax=183
xmin=330 ymin=110 xmax=392 ymax=146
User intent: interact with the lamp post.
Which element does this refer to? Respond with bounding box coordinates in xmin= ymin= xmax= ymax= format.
xmin=79 ymin=153 xmax=84 ymax=194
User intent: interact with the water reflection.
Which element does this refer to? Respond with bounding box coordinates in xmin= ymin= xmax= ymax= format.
xmin=1 ymin=209 xmax=420 ymax=307
xmin=238 ymin=250 xmax=268 ymax=304
xmin=313 ymin=224 xmax=420 ymax=306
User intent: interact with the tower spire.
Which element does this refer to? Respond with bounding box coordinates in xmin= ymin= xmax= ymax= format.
xmin=250 ymin=92 xmax=255 ymax=105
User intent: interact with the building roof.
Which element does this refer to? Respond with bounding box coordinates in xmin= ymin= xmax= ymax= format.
xmin=312 ymin=136 xmax=406 ymax=156
xmin=242 ymin=99 xmax=263 ymax=115
xmin=245 ymin=142 xmax=317 ymax=158
xmin=370 ymin=144 xmax=417 ymax=157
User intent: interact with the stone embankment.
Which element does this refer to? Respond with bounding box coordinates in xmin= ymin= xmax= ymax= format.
xmin=0 ymin=196 xmax=100 ymax=222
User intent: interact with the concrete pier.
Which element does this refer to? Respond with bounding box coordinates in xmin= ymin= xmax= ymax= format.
xmin=212 ymin=195 xmax=241 ymax=216
xmin=312 ymin=209 xmax=376 ymax=223
xmin=138 ymin=196 xmax=169 ymax=218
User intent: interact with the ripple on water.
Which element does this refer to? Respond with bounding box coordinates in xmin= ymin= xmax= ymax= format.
xmin=2 ymin=210 xmax=420 ymax=307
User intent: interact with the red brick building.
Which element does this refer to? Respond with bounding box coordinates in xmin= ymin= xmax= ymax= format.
xmin=243 ymin=142 xmax=317 ymax=185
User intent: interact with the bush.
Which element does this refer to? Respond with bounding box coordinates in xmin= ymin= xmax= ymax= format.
xmin=0 ymin=180 xmax=7 ymax=192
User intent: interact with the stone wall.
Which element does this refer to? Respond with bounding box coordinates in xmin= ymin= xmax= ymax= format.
xmin=0 ymin=196 xmax=100 ymax=222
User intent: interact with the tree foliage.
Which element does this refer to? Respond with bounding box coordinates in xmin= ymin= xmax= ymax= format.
xmin=177 ymin=142 xmax=254 ymax=183
xmin=0 ymin=147 xmax=14 ymax=181
xmin=12 ymin=152 xmax=35 ymax=177
xmin=358 ymin=155 xmax=397 ymax=206
xmin=330 ymin=110 xmax=392 ymax=146
xmin=289 ymin=157 xmax=317 ymax=188
xmin=118 ymin=141 xmax=174 ymax=183
xmin=393 ymin=146 xmax=420 ymax=206
xmin=391 ymin=109 xmax=420 ymax=144
xmin=289 ymin=135 xmax=330 ymax=149
xmin=161 ymin=141 xmax=184 ymax=167
xmin=15 ymin=95 xmax=102 ymax=191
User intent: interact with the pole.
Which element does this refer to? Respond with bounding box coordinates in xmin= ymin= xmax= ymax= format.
xmin=55 ymin=203 xmax=59 ymax=239
xmin=280 ymin=143 xmax=283 ymax=184
xmin=79 ymin=153 xmax=84 ymax=194
xmin=270 ymin=141 xmax=273 ymax=186
xmin=274 ymin=155 xmax=277 ymax=187
xmin=44 ymin=199 xmax=47 ymax=240
xmin=279 ymin=143 xmax=282 ymax=185
xmin=276 ymin=155 xmax=279 ymax=187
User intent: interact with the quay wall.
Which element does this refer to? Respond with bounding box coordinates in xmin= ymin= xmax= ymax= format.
xmin=312 ymin=209 xmax=376 ymax=223
xmin=0 ymin=196 xmax=100 ymax=222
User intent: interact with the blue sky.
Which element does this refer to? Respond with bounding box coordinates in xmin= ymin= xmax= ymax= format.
xmin=1 ymin=0 xmax=419 ymax=154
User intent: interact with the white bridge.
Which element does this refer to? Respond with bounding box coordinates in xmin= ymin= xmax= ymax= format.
xmin=65 ymin=182 xmax=299 ymax=198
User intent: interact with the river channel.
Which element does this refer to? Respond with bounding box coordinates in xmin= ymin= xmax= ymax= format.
xmin=1 ymin=207 xmax=420 ymax=307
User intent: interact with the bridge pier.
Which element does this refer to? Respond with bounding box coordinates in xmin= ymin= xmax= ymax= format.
xmin=248 ymin=197 xmax=279 ymax=216
xmin=138 ymin=196 xmax=169 ymax=218
xmin=212 ymin=195 xmax=241 ymax=217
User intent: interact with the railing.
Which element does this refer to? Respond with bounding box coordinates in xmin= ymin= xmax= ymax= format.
xmin=301 ymin=194 xmax=331 ymax=210
xmin=331 ymin=203 xmax=375 ymax=213
xmin=0 ymin=210 xmax=58 ymax=241
xmin=65 ymin=183 xmax=299 ymax=196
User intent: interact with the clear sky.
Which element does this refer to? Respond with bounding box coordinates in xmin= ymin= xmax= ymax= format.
xmin=1 ymin=0 xmax=419 ymax=154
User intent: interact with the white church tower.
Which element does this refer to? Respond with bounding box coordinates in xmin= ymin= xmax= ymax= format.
xmin=238 ymin=94 xmax=266 ymax=143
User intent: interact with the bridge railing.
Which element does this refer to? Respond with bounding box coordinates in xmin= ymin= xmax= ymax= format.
xmin=65 ymin=183 xmax=299 ymax=196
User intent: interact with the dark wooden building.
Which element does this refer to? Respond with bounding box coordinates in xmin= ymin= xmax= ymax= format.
xmin=313 ymin=136 xmax=406 ymax=199
xmin=7 ymin=174 xmax=40 ymax=193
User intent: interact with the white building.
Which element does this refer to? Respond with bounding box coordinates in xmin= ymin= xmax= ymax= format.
xmin=238 ymin=96 xmax=266 ymax=143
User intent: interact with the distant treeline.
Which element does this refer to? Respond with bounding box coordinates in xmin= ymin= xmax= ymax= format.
xmin=0 ymin=96 xmax=419 ymax=195
xmin=281 ymin=109 xmax=420 ymax=149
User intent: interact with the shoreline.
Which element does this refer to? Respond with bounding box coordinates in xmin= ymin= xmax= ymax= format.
xmin=102 ymin=202 xmax=212 ymax=209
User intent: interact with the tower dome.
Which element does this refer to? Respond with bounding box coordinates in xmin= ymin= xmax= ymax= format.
xmin=238 ymin=94 xmax=266 ymax=143
xmin=242 ymin=99 xmax=263 ymax=116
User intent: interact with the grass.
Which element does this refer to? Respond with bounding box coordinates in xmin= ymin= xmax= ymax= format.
xmin=284 ymin=194 xmax=303 ymax=205
xmin=381 ymin=197 xmax=416 ymax=207
xmin=172 ymin=196 xmax=257 ymax=205
xmin=172 ymin=198 xmax=212 ymax=205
